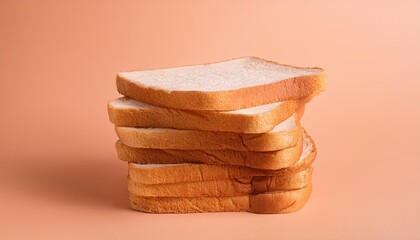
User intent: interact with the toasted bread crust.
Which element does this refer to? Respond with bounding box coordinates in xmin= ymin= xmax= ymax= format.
xmin=108 ymin=96 xmax=311 ymax=133
xmin=249 ymin=183 xmax=312 ymax=214
xmin=116 ymin=130 xmax=303 ymax=170
xmin=126 ymin=132 xmax=316 ymax=184
xmin=117 ymin=125 xmax=301 ymax=151
xmin=128 ymin=167 xmax=312 ymax=197
xmin=128 ymin=183 xmax=312 ymax=214
xmin=115 ymin=107 xmax=305 ymax=151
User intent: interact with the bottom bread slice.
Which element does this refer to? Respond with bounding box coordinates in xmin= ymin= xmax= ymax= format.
xmin=128 ymin=167 xmax=312 ymax=197
xmin=129 ymin=183 xmax=312 ymax=214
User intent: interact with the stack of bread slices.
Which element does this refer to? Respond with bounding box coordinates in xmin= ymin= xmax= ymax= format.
xmin=108 ymin=57 xmax=325 ymax=214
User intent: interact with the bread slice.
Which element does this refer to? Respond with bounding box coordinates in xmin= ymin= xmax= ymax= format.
xmin=115 ymin=112 xmax=302 ymax=151
xmin=116 ymin=57 xmax=325 ymax=111
xmin=108 ymin=94 xmax=310 ymax=133
xmin=126 ymin=131 xmax=315 ymax=184
xmin=116 ymin=130 xmax=310 ymax=170
xmin=128 ymin=183 xmax=312 ymax=214
xmin=128 ymin=167 xmax=312 ymax=197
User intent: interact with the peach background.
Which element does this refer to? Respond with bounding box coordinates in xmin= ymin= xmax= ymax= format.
xmin=1 ymin=0 xmax=419 ymax=239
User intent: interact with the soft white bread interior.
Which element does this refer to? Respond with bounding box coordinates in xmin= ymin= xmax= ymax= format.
xmin=119 ymin=57 xmax=322 ymax=92
xmin=116 ymin=57 xmax=325 ymax=110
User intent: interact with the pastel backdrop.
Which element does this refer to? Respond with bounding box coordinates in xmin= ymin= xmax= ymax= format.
xmin=0 ymin=1 xmax=419 ymax=239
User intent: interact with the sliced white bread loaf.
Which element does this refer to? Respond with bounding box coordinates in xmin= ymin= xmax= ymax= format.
xmin=117 ymin=57 xmax=325 ymax=110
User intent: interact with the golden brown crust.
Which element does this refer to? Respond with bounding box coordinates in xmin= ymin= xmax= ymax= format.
xmin=128 ymin=178 xmax=252 ymax=198
xmin=116 ymin=59 xmax=325 ymax=111
xmin=115 ymin=107 xmax=305 ymax=151
xmin=116 ymin=130 xmax=303 ymax=170
xmin=128 ymin=183 xmax=312 ymax=214
xmin=251 ymin=167 xmax=313 ymax=194
xmin=249 ymin=183 xmax=312 ymax=214
xmin=116 ymin=123 xmax=301 ymax=152
xmin=126 ymin=133 xmax=315 ymax=184
xmin=108 ymin=95 xmax=311 ymax=133
xmin=129 ymin=194 xmax=250 ymax=213
xmin=128 ymin=167 xmax=312 ymax=197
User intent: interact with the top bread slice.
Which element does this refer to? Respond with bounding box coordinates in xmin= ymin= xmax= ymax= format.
xmin=108 ymin=95 xmax=310 ymax=133
xmin=117 ymin=57 xmax=325 ymax=110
